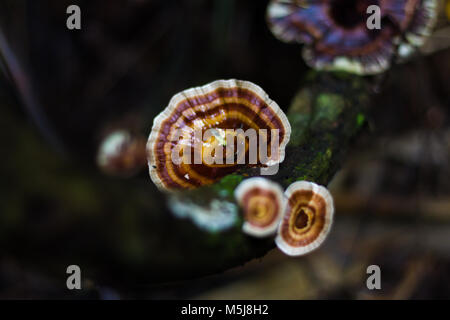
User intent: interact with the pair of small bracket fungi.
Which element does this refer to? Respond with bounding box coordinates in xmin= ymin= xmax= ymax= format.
xmin=147 ymin=79 xmax=334 ymax=256
xmin=267 ymin=0 xmax=438 ymax=75
xmin=235 ymin=178 xmax=334 ymax=256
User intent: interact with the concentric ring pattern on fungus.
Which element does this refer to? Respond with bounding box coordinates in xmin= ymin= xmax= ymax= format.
xmin=276 ymin=181 xmax=334 ymax=256
xmin=235 ymin=177 xmax=286 ymax=237
xmin=147 ymin=79 xmax=291 ymax=191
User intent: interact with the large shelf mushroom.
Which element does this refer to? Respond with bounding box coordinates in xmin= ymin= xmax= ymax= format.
xmin=147 ymin=79 xmax=291 ymax=191
xmin=267 ymin=0 xmax=438 ymax=74
xmin=276 ymin=181 xmax=334 ymax=256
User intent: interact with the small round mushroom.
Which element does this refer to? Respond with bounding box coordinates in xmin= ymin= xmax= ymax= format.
xmin=147 ymin=79 xmax=291 ymax=191
xmin=276 ymin=181 xmax=334 ymax=256
xmin=234 ymin=177 xmax=285 ymax=237
xmin=267 ymin=0 xmax=438 ymax=74
xmin=97 ymin=129 xmax=147 ymax=177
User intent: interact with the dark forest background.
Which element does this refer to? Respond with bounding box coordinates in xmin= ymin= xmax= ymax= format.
xmin=0 ymin=0 xmax=449 ymax=299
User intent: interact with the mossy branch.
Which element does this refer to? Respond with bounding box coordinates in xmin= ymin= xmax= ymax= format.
xmin=156 ymin=72 xmax=370 ymax=283
xmin=0 ymin=72 xmax=370 ymax=286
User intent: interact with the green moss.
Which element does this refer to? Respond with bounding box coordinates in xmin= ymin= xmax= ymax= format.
xmin=287 ymin=113 xmax=311 ymax=146
xmin=214 ymin=174 xmax=244 ymax=198
xmin=356 ymin=113 xmax=366 ymax=127
xmin=315 ymin=93 xmax=345 ymax=117
xmin=289 ymin=88 xmax=313 ymax=115
xmin=331 ymin=71 xmax=355 ymax=80
xmin=316 ymin=93 xmax=344 ymax=109
xmin=307 ymin=93 xmax=344 ymax=131
xmin=289 ymin=148 xmax=333 ymax=184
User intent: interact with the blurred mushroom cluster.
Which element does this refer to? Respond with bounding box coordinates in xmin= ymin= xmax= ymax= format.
xmin=267 ymin=0 xmax=439 ymax=74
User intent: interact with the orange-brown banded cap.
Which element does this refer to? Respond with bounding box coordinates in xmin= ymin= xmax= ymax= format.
xmin=234 ymin=177 xmax=285 ymax=237
xmin=147 ymin=79 xmax=291 ymax=191
xmin=276 ymin=181 xmax=334 ymax=256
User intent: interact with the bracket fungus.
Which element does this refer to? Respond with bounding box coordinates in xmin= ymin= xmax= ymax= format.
xmin=234 ymin=177 xmax=286 ymax=237
xmin=97 ymin=129 xmax=147 ymax=177
xmin=267 ymin=0 xmax=438 ymax=74
xmin=147 ymin=79 xmax=291 ymax=191
xmin=276 ymin=181 xmax=334 ymax=256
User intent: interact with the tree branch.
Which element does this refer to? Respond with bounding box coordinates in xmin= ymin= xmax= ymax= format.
xmin=0 ymin=72 xmax=370 ymax=286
